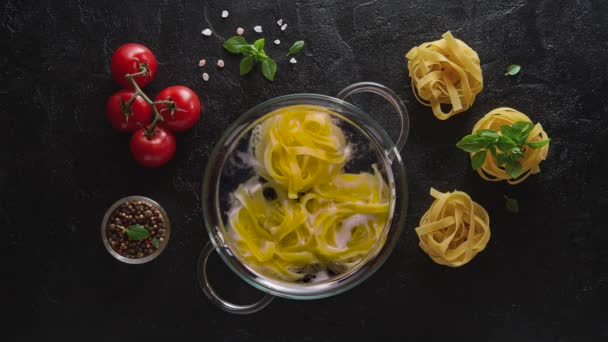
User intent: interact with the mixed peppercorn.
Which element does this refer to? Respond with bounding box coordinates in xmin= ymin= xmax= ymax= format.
xmin=106 ymin=200 xmax=167 ymax=259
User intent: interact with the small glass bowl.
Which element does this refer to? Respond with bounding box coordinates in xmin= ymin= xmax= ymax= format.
xmin=101 ymin=195 xmax=171 ymax=264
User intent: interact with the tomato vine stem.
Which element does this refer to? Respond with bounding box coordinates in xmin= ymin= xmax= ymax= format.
xmin=122 ymin=62 xmax=180 ymax=135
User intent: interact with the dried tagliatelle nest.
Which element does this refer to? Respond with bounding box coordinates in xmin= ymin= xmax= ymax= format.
xmin=406 ymin=31 xmax=483 ymax=120
xmin=415 ymin=188 xmax=490 ymax=267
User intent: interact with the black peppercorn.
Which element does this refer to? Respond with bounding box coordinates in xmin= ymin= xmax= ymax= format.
xmin=263 ymin=187 xmax=277 ymax=200
xmin=300 ymin=274 xmax=316 ymax=283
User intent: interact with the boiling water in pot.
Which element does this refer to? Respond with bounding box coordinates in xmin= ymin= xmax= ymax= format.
xmin=218 ymin=105 xmax=395 ymax=284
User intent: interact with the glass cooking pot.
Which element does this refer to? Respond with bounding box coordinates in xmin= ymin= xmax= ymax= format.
xmin=200 ymin=82 xmax=409 ymax=314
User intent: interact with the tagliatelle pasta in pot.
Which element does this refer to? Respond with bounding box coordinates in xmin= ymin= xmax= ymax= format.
xmin=251 ymin=105 xmax=348 ymax=199
xmin=226 ymin=105 xmax=391 ymax=282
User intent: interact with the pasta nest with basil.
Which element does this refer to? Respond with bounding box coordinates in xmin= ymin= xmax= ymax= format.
xmin=415 ymin=188 xmax=490 ymax=267
xmin=472 ymin=107 xmax=550 ymax=184
xmin=405 ymin=31 xmax=483 ymax=120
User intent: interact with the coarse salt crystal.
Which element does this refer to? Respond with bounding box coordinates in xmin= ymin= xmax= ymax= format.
xmin=254 ymin=25 xmax=262 ymax=33
xmin=217 ymin=59 xmax=224 ymax=68
xmin=281 ymin=24 xmax=287 ymax=31
xmin=236 ymin=27 xmax=244 ymax=35
xmin=198 ymin=59 xmax=206 ymax=67
xmin=277 ymin=19 xmax=283 ymax=26
xmin=274 ymin=39 xmax=281 ymax=45
xmin=290 ymin=57 xmax=297 ymax=64
xmin=201 ymin=28 xmax=212 ymax=36
xmin=221 ymin=10 xmax=229 ymax=18
xmin=202 ymin=72 xmax=209 ymax=81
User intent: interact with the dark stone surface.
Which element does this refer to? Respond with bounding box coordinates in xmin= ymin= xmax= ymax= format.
xmin=3 ymin=0 xmax=607 ymax=340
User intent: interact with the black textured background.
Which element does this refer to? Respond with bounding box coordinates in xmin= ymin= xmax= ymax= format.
xmin=3 ymin=0 xmax=608 ymax=341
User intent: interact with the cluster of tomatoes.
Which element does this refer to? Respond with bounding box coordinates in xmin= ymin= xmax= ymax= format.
xmin=106 ymin=43 xmax=201 ymax=167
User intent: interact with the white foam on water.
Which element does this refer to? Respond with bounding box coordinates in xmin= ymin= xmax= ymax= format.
xmin=334 ymin=214 xmax=374 ymax=249
xmin=343 ymin=144 xmax=353 ymax=160
xmin=234 ymin=151 xmax=261 ymax=169
xmin=311 ymin=270 xmax=330 ymax=283
xmin=244 ymin=180 xmax=262 ymax=196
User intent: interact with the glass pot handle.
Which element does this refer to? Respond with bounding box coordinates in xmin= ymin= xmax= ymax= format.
xmin=337 ymin=82 xmax=410 ymax=155
xmin=198 ymin=242 xmax=274 ymax=314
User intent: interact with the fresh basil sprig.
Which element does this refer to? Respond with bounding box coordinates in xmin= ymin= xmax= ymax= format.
xmin=456 ymin=121 xmax=550 ymax=179
xmin=223 ymin=36 xmax=277 ymax=81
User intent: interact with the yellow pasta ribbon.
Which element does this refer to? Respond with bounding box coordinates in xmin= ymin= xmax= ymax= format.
xmin=252 ymin=105 xmax=348 ymax=199
xmin=415 ymin=188 xmax=490 ymax=267
xmin=472 ymin=107 xmax=550 ymax=184
xmin=227 ymin=165 xmax=389 ymax=281
xmin=405 ymin=31 xmax=483 ymax=120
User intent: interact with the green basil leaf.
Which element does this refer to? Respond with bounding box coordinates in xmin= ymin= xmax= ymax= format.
xmin=253 ymin=38 xmax=265 ymax=51
xmin=500 ymin=125 xmax=519 ymax=140
xmin=510 ymin=147 xmax=524 ymax=158
xmin=478 ymin=137 xmax=498 ymax=149
xmin=504 ymin=195 xmax=519 ymax=213
xmin=240 ymin=56 xmax=255 ymax=75
xmin=152 ymin=237 xmax=160 ymax=248
xmin=471 ymin=151 xmax=486 ymax=170
xmin=527 ymin=139 xmax=551 ymax=149
xmin=505 ymin=64 xmax=521 ymax=76
xmin=456 ymin=135 xmax=483 ymax=153
xmin=287 ymin=40 xmax=305 ymax=55
xmin=261 ymin=58 xmax=277 ymax=81
xmin=512 ymin=121 xmax=534 ymax=144
xmin=125 ymin=224 xmax=150 ymax=241
xmin=497 ymin=135 xmax=517 ymax=151
xmin=512 ymin=121 xmax=533 ymax=135
xmin=223 ymin=36 xmax=250 ymax=54
xmin=505 ymin=160 xmax=523 ymax=179
xmin=474 ymin=130 xmax=499 ymax=148
xmin=476 ymin=129 xmax=499 ymax=140
xmin=496 ymin=153 xmax=508 ymax=167
xmin=240 ymin=45 xmax=256 ymax=55
xmin=253 ymin=51 xmax=267 ymax=62
xmin=489 ymin=146 xmax=497 ymax=157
